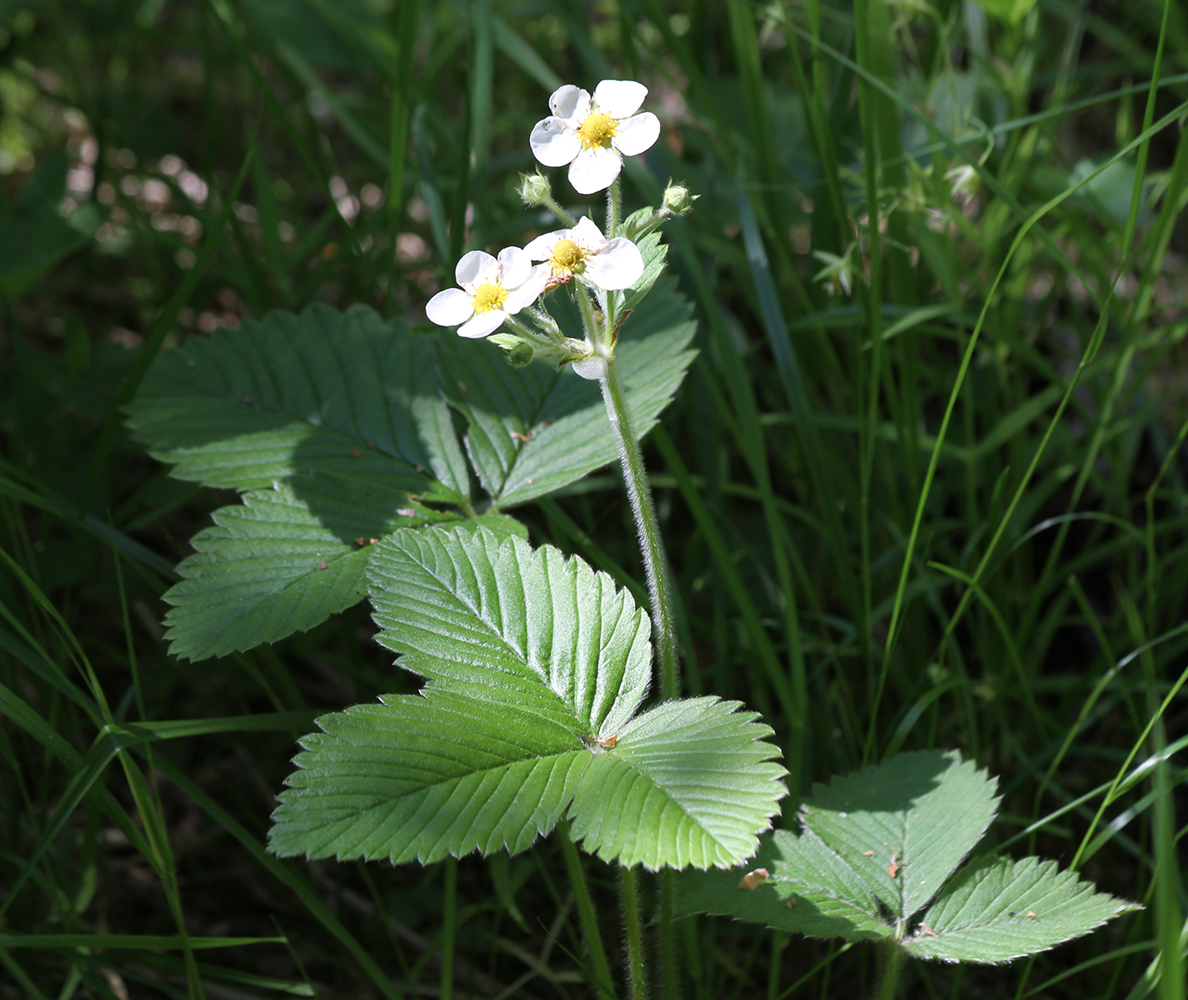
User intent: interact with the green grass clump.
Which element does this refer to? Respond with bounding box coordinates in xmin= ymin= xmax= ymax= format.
xmin=2 ymin=0 xmax=1186 ymax=997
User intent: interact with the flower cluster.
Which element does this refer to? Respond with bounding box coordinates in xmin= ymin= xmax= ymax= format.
xmin=426 ymin=78 xmax=686 ymax=373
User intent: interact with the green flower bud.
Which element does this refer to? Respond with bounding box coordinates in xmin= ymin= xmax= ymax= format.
xmin=489 ymin=333 xmax=536 ymax=367
xmin=518 ymin=172 xmax=553 ymax=207
xmin=661 ymin=181 xmax=696 ymax=215
xmin=507 ymin=341 xmax=536 ymax=367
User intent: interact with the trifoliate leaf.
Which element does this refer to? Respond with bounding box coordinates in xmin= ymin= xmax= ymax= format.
xmin=902 ymin=855 xmax=1141 ymax=963
xmin=437 ymin=276 xmax=696 ymax=507
xmin=675 ymin=750 xmax=1138 ymax=962
xmin=799 ymin=750 xmax=999 ymax=919
xmin=270 ymin=527 xmax=785 ymax=869
xmin=126 ymin=303 xmax=469 ymax=501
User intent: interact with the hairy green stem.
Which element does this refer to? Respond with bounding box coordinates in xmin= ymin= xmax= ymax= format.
xmin=594 ymin=295 xmax=680 ymax=1000
xmin=607 ymin=177 xmax=622 ymax=236
xmin=597 ymin=356 xmax=679 ymax=700
xmin=875 ymin=939 xmax=905 ymax=1000
xmin=543 ymin=193 xmax=577 ymax=227
xmin=557 ymin=821 xmax=616 ymax=1000
xmin=620 ymin=866 xmax=647 ymax=1000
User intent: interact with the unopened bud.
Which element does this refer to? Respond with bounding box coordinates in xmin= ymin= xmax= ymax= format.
xmin=662 ymin=182 xmax=696 ymax=215
xmin=490 ymin=333 xmax=536 ymax=367
xmin=518 ymin=172 xmax=553 ymax=207
xmin=507 ymin=341 xmax=535 ymax=367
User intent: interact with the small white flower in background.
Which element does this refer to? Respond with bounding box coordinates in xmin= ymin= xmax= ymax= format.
xmin=425 ymin=247 xmax=547 ymax=338
xmin=524 ymin=216 xmax=644 ymax=290
xmin=811 ymin=249 xmax=854 ymax=298
xmin=530 ymin=80 xmax=660 ymax=195
xmin=945 ymin=162 xmax=980 ymax=204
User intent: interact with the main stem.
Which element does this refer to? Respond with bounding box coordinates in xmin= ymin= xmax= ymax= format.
xmin=597 ymin=358 xmax=679 ymax=699
xmin=595 ymin=296 xmax=681 ymax=1000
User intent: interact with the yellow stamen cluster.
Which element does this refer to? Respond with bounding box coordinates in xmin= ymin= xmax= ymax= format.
xmin=471 ymin=282 xmax=508 ymax=314
xmin=548 ymin=238 xmax=588 ymax=276
xmin=577 ymin=111 xmax=617 ymax=150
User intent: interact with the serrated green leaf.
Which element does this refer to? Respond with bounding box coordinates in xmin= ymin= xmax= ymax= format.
xmin=437 ymin=276 xmax=696 ymax=507
xmin=368 ymin=526 xmax=653 ymax=736
xmin=570 ymin=697 xmax=787 ymax=870
xmin=162 ymin=476 xmax=459 ymax=661
xmin=271 ymin=528 xmax=784 ymax=868
xmin=126 ymin=303 xmax=469 ymax=500
xmin=799 ymin=749 xmax=999 ymax=919
xmin=902 ymin=856 xmax=1141 ymax=963
xmin=268 ymin=686 xmax=593 ymax=864
xmin=618 ymin=229 xmax=667 ymax=314
xmin=674 ymin=828 xmax=894 ymax=940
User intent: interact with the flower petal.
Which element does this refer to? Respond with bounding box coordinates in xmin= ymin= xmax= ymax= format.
xmin=549 ymin=85 xmax=588 ymax=120
xmin=568 ymin=146 xmax=621 ymax=195
xmin=611 ymin=112 xmax=660 ymax=157
xmin=530 ymin=118 xmax=582 ymax=167
xmin=593 ymin=80 xmax=647 ymax=119
xmin=503 ymin=266 xmax=548 ymax=313
xmin=498 ymin=246 xmax=533 ymax=288
xmin=571 ymin=355 xmax=607 ymax=380
xmin=425 ymin=288 xmax=475 ymax=327
xmin=571 ymin=215 xmax=608 ymax=251
xmin=455 ymin=250 xmax=498 ymax=288
xmin=523 ymin=231 xmax=562 ymax=261
xmin=583 ymin=237 xmax=643 ymax=290
xmin=457 ymin=310 xmax=506 ymax=339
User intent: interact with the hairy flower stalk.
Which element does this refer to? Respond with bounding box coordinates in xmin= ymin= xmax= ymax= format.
xmin=433 ymin=77 xmax=685 ymax=1000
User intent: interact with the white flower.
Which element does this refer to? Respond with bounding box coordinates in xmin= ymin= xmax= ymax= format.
xmin=523 ymin=216 xmax=643 ymax=291
xmin=530 ymin=80 xmax=661 ymax=195
xmin=425 ymin=247 xmax=547 ymax=339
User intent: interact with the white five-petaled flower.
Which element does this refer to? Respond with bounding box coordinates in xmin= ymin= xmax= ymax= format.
xmin=524 ymin=216 xmax=644 ymax=291
xmin=530 ymin=80 xmax=661 ymax=195
xmin=425 ymin=247 xmax=547 ymax=339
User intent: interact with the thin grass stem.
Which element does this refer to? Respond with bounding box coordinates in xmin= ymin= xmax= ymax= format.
xmin=557 ymin=821 xmax=616 ymax=1000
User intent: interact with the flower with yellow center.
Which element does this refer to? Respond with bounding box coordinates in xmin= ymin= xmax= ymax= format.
xmin=547 ymin=238 xmax=588 ymax=276
xmin=426 ymin=247 xmax=547 ymax=339
xmin=524 ymin=216 xmax=644 ymax=291
xmin=530 ymin=80 xmax=661 ymax=195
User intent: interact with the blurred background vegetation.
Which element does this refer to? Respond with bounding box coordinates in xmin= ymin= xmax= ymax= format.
xmin=1 ymin=0 xmax=1186 ymax=997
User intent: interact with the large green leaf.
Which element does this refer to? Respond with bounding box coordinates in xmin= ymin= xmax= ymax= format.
xmin=901 ymin=856 xmax=1141 ymax=963
xmin=268 ymin=686 xmax=593 ymax=864
xmin=269 ymin=527 xmax=785 ymax=868
xmin=162 ymin=476 xmax=447 ymax=661
xmin=675 ymin=750 xmax=1137 ymax=963
xmin=436 ymin=275 xmax=696 ymax=507
xmin=126 ymin=303 xmax=469 ymax=501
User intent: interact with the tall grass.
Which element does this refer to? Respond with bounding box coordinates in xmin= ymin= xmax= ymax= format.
xmin=2 ymin=0 xmax=1186 ymax=996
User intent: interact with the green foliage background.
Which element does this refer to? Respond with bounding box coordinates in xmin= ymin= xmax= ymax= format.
xmin=1 ymin=0 xmax=1186 ymax=997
